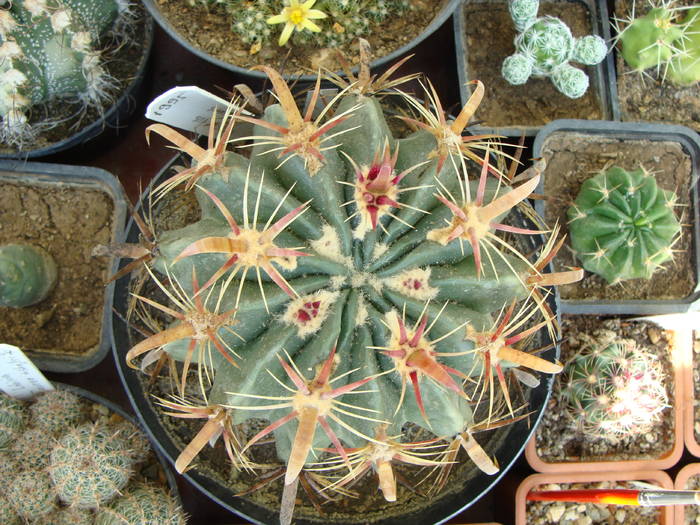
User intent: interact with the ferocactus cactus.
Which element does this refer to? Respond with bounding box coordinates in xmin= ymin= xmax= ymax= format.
xmin=502 ymin=0 xmax=608 ymax=98
xmin=567 ymin=165 xmax=681 ymax=283
xmin=560 ymin=330 xmax=668 ymax=439
xmin=95 ymin=483 xmax=187 ymax=525
xmin=0 ymin=392 xmax=24 ymax=447
xmin=49 ymin=422 xmax=134 ymax=508
xmin=30 ymin=389 xmax=84 ymax=435
xmin=616 ymin=3 xmax=700 ymax=85
xmin=124 ymin=52 xmax=579 ymax=516
xmin=5 ymin=470 xmax=56 ymax=521
xmin=0 ymin=0 xmax=132 ymax=146
xmin=0 ymin=244 xmax=57 ymax=307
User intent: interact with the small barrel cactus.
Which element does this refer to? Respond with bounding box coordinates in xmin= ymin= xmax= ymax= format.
xmin=0 ymin=244 xmax=57 ymax=307
xmin=560 ymin=330 xmax=668 ymax=439
xmin=9 ymin=427 xmax=54 ymax=470
xmin=502 ymin=0 xmax=607 ymax=98
xmin=30 ymin=389 xmax=84 ymax=435
xmin=567 ymin=165 xmax=681 ymax=283
xmin=617 ymin=4 xmax=700 ymax=86
xmin=33 ymin=507 xmax=94 ymax=525
xmin=95 ymin=483 xmax=187 ymax=525
xmin=0 ymin=0 xmax=132 ymax=146
xmin=5 ymin=470 xmax=56 ymax=521
xmin=0 ymin=393 xmax=24 ymax=447
xmin=49 ymin=422 xmax=134 ymax=508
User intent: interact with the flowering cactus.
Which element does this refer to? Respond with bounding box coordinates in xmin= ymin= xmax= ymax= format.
xmin=502 ymin=0 xmax=608 ymax=98
xmin=567 ymin=165 xmax=681 ymax=283
xmin=124 ymin=54 xmax=579 ymax=517
xmin=0 ymin=244 xmax=57 ymax=308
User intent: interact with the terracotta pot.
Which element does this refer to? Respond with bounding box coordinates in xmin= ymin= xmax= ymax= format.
xmin=674 ymin=463 xmax=700 ymax=524
xmin=515 ymin=470 xmax=674 ymax=525
xmin=682 ymin=319 xmax=700 ymax=457
xmin=525 ymin=316 xmax=687 ymax=472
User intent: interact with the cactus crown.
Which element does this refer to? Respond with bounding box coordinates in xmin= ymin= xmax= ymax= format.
xmin=502 ymin=0 xmax=608 ymax=98
xmin=567 ymin=165 xmax=681 ymax=283
xmin=0 ymin=244 xmax=57 ymax=308
xmin=560 ymin=330 xmax=668 ymax=439
xmin=124 ymin=55 xmax=578 ymax=517
xmin=615 ymin=1 xmax=700 ymax=86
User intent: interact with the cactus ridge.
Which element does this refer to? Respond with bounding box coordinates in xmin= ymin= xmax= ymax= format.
xmin=567 ymin=165 xmax=681 ymax=283
xmin=95 ymin=482 xmax=187 ymax=525
xmin=30 ymin=389 xmax=84 ymax=435
xmin=5 ymin=470 xmax=56 ymax=520
xmin=0 ymin=392 xmax=24 ymax=448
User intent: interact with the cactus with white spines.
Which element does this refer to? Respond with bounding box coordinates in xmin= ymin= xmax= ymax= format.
xmin=30 ymin=389 xmax=84 ymax=435
xmin=95 ymin=483 xmax=187 ymax=525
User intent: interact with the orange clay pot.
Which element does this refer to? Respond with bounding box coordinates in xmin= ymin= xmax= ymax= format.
xmin=515 ymin=470 xmax=674 ymax=525
xmin=525 ymin=317 xmax=688 ymax=473
xmin=674 ymin=463 xmax=700 ymax=524
xmin=681 ymin=321 xmax=700 ymax=457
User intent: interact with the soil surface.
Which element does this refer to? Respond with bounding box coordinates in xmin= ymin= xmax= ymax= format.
xmin=534 ymin=317 xmax=676 ymax=463
xmin=541 ymin=132 xmax=697 ymax=301
xmin=0 ymin=176 xmax=114 ymax=360
xmin=613 ymin=0 xmax=700 ymax=131
xmin=155 ymin=0 xmax=443 ymax=76
xmin=461 ymin=0 xmax=604 ymax=128
xmin=526 ymin=481 xmax=661 ymax=524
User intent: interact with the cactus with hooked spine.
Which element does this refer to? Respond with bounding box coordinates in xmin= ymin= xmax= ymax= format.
xmin=502 ymin=0 xmax=608 ymax=98
xmin=120 ymin=50 xmax=581 ymax=517
xmin=560 ymin=330 xmax=668 ymax=439
xmin=0 ymin=244 xmax=57 ymax=307
xmin=567 ymin=165 xmax=681 ymax=283
xmin=615 ymin=1 xmax=700 ymax=86
xmin=95 ymin=483 xmax=187 ymax=525
xmin=0 ymin=0 xmax=133 ymax=146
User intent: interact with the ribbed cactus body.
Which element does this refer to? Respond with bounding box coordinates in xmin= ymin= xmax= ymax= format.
xmin=33 ymin=507 xmax=94 ymax=525
xmin=0 ymin=244 xmax=57 ymax=307
xmin=567 ymin=166 xmax=680 ymax=283
xmin=95 ymin=483 xmax=186 ymax=525
xmin=5 ymin=470 xmax=56 ymax=520
xmin=30 ymin=389 xmax=84 ymax=435
xmin=0 ymin=493 xmax=21 ymax=525
xmin=0 ymin=393 xmax=24 ymax=447
xmin=9 ymin=427 xmax=54 ymax=470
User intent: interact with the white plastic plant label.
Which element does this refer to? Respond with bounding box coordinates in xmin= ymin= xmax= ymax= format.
xmin=0 ymin=344 xmax=54 ymax=399
xmin=145 ymin=86 xmax=252 ymax=136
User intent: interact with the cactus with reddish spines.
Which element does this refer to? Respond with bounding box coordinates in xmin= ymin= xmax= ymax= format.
xmin=123 ymin=55 xmax=577 ymax=515
xmin=0 ymin=393 xmax=24 ymax=448
xmin=30 ymin=389 xmax=84 ymax=435
xmin=94 ymin=483 xmax=187 ymax=525
xmin=5 ymin=470 xmax=56 ymax=520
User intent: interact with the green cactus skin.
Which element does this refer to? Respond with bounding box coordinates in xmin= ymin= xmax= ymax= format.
xmin=49 ymin=422 xmax=134 ymax=508
xmin=567 ymin=165 xmax=681 ymax=283
xmin=30 ymin=389 xmax=84 ymax=435
xmin=503 ymin=0 xmax=607 ymax=98
xmin=0 ymin=450 xmax=20 ymax=483
xmin=95 ymin=483 xmax=187 ymax=525
xmin=560 ymin=330 xmax=668 ymax=439
xmin=5 ymin=470 xmax=56 ymax=521
xmin=9 ymin=427 xmax=54 ymax=470
xmin=0 ymin=244 xmax=57 ymax=307
xmin=33 ymin=507 xmax=94 ymax=525
xmin=111 ymin=419 xmax=151 ymax=464
xmin=0 ymin=0 xmax=131 ymax=146
xmin=667 ymin=7 xmax=700 ymax=86
xmin=0 ymin=393 xmax=24 ymax=448
xmin=0 ymin=493 xmax=21 ymax=525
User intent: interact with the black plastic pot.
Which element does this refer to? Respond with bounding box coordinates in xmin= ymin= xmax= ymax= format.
xmin=454 ymin=0 xmax=618 ymax=137
xmin=143 ymin=0 xmax=461 ymax=82
xmin=110 ymin=156 xmax=560 ymax=525
xmin=0 ymin=9 xmax=154 ymax=159
xmin=533 ymin=119 xmax=700 ymax=315
xmin=0 ymin=160 xmax=128 ymax=371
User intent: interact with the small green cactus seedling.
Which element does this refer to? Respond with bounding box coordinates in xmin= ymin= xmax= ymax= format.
xmin=560 ymin=330 xmax=668 ymax=439
xmin=616 ymin=2 xmax=700 ymax=85
xmin=567 ymin=165 xmax=681 ymax=283
xmin=30 ymin=389 xmax=84 ymax=435
xmin=95 ymin=483 xmax=187 ymax=525
xmin=0 ymin=392 xmax=24 ymax=447
xmin=5 ymin=470 xmax=56 ymax=521
xmin=0 ymin=0 xmax=132 ymax=146
xmin=502 ymin=0 xmax=608 ymax=98
xmin=49 ymin=422 xmax=134 ymax=508
xmin=0 ymin=244 xmax=57 ymax=308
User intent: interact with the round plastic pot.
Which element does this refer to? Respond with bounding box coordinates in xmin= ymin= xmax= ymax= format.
xmin=515 ymin=470 xmax=674 ymax=525
xmin=0 ymin=159 xmax=128 ymax=372
xmin=142 ymin=0 xmax=460 ymax=82
xmin=109 ymin=156 xmax=561 ymax=525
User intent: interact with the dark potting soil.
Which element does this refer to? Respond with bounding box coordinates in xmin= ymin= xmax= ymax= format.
xmin=461 ymin=0 xmax=604 ymax=128
xmin=540 ymin=132 xmax=696 ymax=301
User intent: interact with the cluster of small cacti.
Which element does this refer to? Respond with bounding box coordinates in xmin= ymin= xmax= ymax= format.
xmin=502 ymin=0 xmax=608 ymax=98
xmin=616 ymin=2 xmax=700 ymax=85
xmin=119 ymin=49 xmax=581 ymax=518
xmin=0 ymin=389 xmax=186 ymax=524
xmin=0 ymin=0 xmax=133 ymax=146
xmin=559 ymin=330 xmax=668 ymax=439
xmin=0 ymin=243 xmax=57 ymax=308
xmin=567 ymin=165 xmax=681 ymax=283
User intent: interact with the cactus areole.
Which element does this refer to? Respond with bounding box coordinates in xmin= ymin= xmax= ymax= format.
xmin=113 ymin=62 xmax=579 ymax=521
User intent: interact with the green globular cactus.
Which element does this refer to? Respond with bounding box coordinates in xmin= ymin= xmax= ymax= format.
xmin=0 ymin=0 xmax=131 ymax=146
xmin=0 ymin=493 xmax=21 ymax=525
xmin=502 ymin=0 xmax=607 ymax=98
xmin=49 ymin=422 xmax=134 ymax=508
xmin=567 ymin=165 xmax=681 ymax=283
xmin=5 ymin=470 xmax=56 ymax=521
xmin=560 ymin=330 xmax=668 ymax=439
xmin=30 ymin=389 xmax=84 ymax=435
xmin=95 ymin=483 xmax=187 ymax=525
xmin=33 ymin=507 xmax=94 ymax=525
xmin=9 ymin=427 xmax=54 ymax=470
xmin=127 ymin=61 xmax=576 ymax=508
xmin=0 ymin=393 xmax=24 ymax=448
xmin=618 ymin=4 xmax=700 ymax=86
xmin=0 ymin=244 xmax=57 ymax=307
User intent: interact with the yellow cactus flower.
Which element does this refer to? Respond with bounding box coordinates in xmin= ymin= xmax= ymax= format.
xmin=267 ymin=0 xmax=327 ymax=46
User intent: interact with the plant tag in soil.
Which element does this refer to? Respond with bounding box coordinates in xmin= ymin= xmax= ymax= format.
xmin=146 ymin=86 xmax=253 ymax=137
xmin=0 ymin=344 xmax=54 ymax=399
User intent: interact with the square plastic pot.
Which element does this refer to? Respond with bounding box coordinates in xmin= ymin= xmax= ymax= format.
xmin=675 ymin=463 xmax=700 ymax=524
